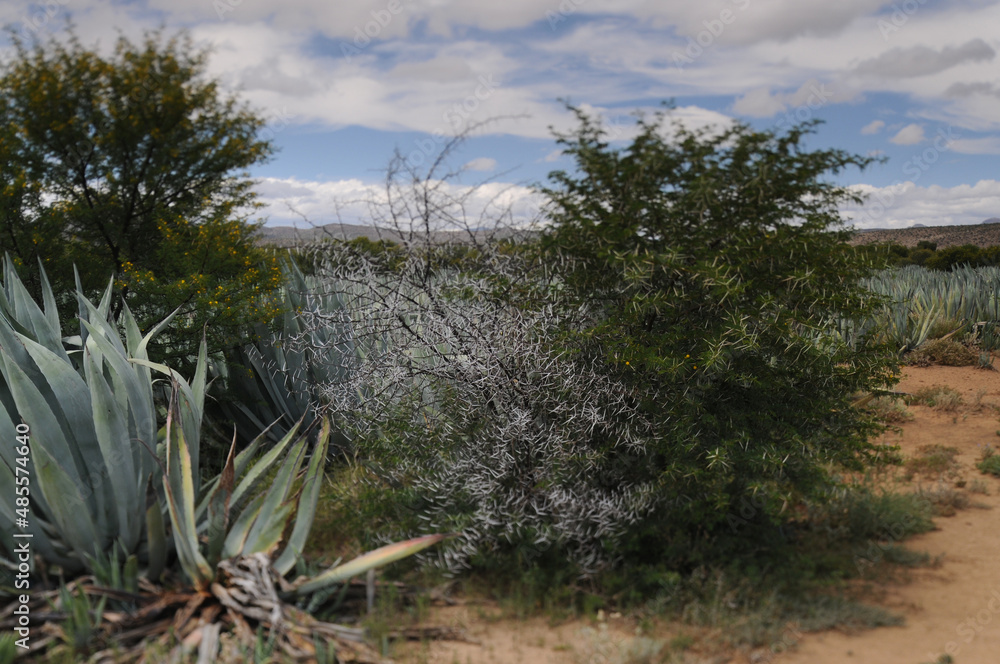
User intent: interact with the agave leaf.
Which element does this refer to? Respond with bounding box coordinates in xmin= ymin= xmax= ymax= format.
xmin=0 ymin=346 xmax=91 ymax=501
xmin=293 ymin=534 xmax=449 ymax=596
xmin=241 ymin=502 xmax=295 ymax=556
xmin=37 ymin=260 xmax=60 ymax=334
xmin=191 ymin=337 xmax=209 ymax=417
xmin=3 ymin=261 xmax=65 ymax=355
xmin=84 ymin=348 xmax=141 ymax=551
xmin=228 ymin=418 xmax=304 ymax=516
xmin=132 ymin=356 xmax=205 ymax=483
xmin=146 ymin=490 xmax=167 ymax=582
xmin=79 ymin=320 xmax=159 ymax=475
xmin=274 ymin=418 xmax=330 ymax=575
xmin=221 ymin=493 xmax=265 ymax=559
xmin=134 ymin=305 xmax=181 ymax=360
xmin=162 ymin=389 xmax=213 ymax=588
xmin=238 ymin=435 xmax=308 ymax=555
xmin=205 ymin=433 xmax=237 ymax=566
xmin=0 ymin=454 xmax=75 ymax=570
xmin=77 ymin=294 xmax=128 ymax=358
xmin=31 ymin=441 xmax=103 ymax=561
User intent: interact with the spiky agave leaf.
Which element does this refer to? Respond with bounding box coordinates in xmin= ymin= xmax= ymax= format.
xmin=161 ymin=384 xmax=213 ymax=589
xmin=292 ymin=534 xmax=450 ymax=596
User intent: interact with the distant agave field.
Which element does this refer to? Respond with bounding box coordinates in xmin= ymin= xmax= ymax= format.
xmin=833 ymin=265 xmax=1000 ymax=355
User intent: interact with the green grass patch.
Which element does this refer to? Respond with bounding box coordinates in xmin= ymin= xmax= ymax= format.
xmin=977 ymin=445 xmax=1000 ymax=477
xmin=905 ymin=444 xmax=960 ymax=480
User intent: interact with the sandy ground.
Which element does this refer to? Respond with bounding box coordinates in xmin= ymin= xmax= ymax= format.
xmin=775 ymin=365 xmax=1000 ymax=664
xmin=389 ymin=365 xmax=1000 ymax=664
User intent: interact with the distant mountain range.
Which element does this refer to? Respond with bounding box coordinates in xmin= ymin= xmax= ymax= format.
xmin=849 ymin=218 xmax=1000 ymax=248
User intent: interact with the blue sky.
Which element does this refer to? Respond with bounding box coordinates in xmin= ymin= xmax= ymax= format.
xmin=3 ymin=0 xmax=1000 ymax=229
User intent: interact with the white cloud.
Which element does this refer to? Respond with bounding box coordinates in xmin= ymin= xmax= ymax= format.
xmin=855 ymin=39 xmax=995 ymax=79
xmin=949 ymin=137 xmax=1000 ymax=155
xmin=542 ymin=149 xmax=563 ymax=162
xmin=732 ymin=87 xmax=787 ymax=118
xmin=844 ymin=180 xmax=1000 ymax=229
xmin=255 ymin=176 xmax=544 ymax=228
xmin=732 ymin=79 xmax=859 ymax=118
xmin=861 ymin=119 xmax=885 ymax=134
xmin=464 ymin=157 xmax=497 ymax=171
xmin=889 ymin=123 xmax=926 ymax=145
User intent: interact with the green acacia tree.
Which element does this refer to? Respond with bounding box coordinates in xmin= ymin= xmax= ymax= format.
xmin=537 ymin=106 xmax=900 ymax=561
xmin=0 ymin=29 xmax=281 ymax=366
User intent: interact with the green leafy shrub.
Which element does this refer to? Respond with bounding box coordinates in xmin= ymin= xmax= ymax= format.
xmin=978 ymin=445 xmax=1000 ymax=477
xmin=535 ymin=106 xmax=900 ymax=565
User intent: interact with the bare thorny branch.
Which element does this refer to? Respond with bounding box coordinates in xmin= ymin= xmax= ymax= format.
xmin=275 ymin=130 xmax=663 ymax=576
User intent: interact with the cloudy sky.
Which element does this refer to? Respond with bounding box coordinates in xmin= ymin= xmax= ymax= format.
xmin=3 ymin=0 xmax=1000 ymax=229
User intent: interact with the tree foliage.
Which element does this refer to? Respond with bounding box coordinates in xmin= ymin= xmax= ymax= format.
xmin=537 ymin=107 xmax=901 ymax=559
xmin=0 ymin=29 xmax=281 ymax=365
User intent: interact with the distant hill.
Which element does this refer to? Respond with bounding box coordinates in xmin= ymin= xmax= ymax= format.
xmin=255 ymin=222 xmax=533 ymax=247
xmin=849 ymin=220 xmax=1000 ymax=248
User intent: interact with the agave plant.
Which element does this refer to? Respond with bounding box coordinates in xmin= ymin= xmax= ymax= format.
xmin=211 ymin=260 xmax=361 ymax=455
xmin=861 ymin=264 xmax=1000 ymax=352
xmin=0 ymin=259 xmax=447 ymax=660
xmin=0 ymin=258 xmax=167 ymax=574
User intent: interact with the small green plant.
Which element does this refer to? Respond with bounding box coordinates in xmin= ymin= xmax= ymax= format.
xmin=907 ymin=386 xmax=964 ymax=411
xmin=248 ymin=626 xmax=279 ymax=663
xmin=969 ymin=478 xmax=991 ymax=494
xmin=869 ymin=396 xmax=913 ymax=424
xmin=51 ymin=583 xmax=107 ymax=657
xmin=915 ymin=483 xmax=970 ymax=517
xmin=926 ymin=317 xmax=963 ymax=340
xmin=905 ymin=444 xmax=960 ymax=480
xmin=977 ymin=444 xmax=1000 ymax=477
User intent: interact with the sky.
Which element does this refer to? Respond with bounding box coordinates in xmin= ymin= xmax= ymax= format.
xmin=2 ymin=0 xmax=1000 ymax=229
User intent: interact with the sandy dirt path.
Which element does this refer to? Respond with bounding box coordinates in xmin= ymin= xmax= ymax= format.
xmin=777 ymin=365 xmax=1000 ymax=664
